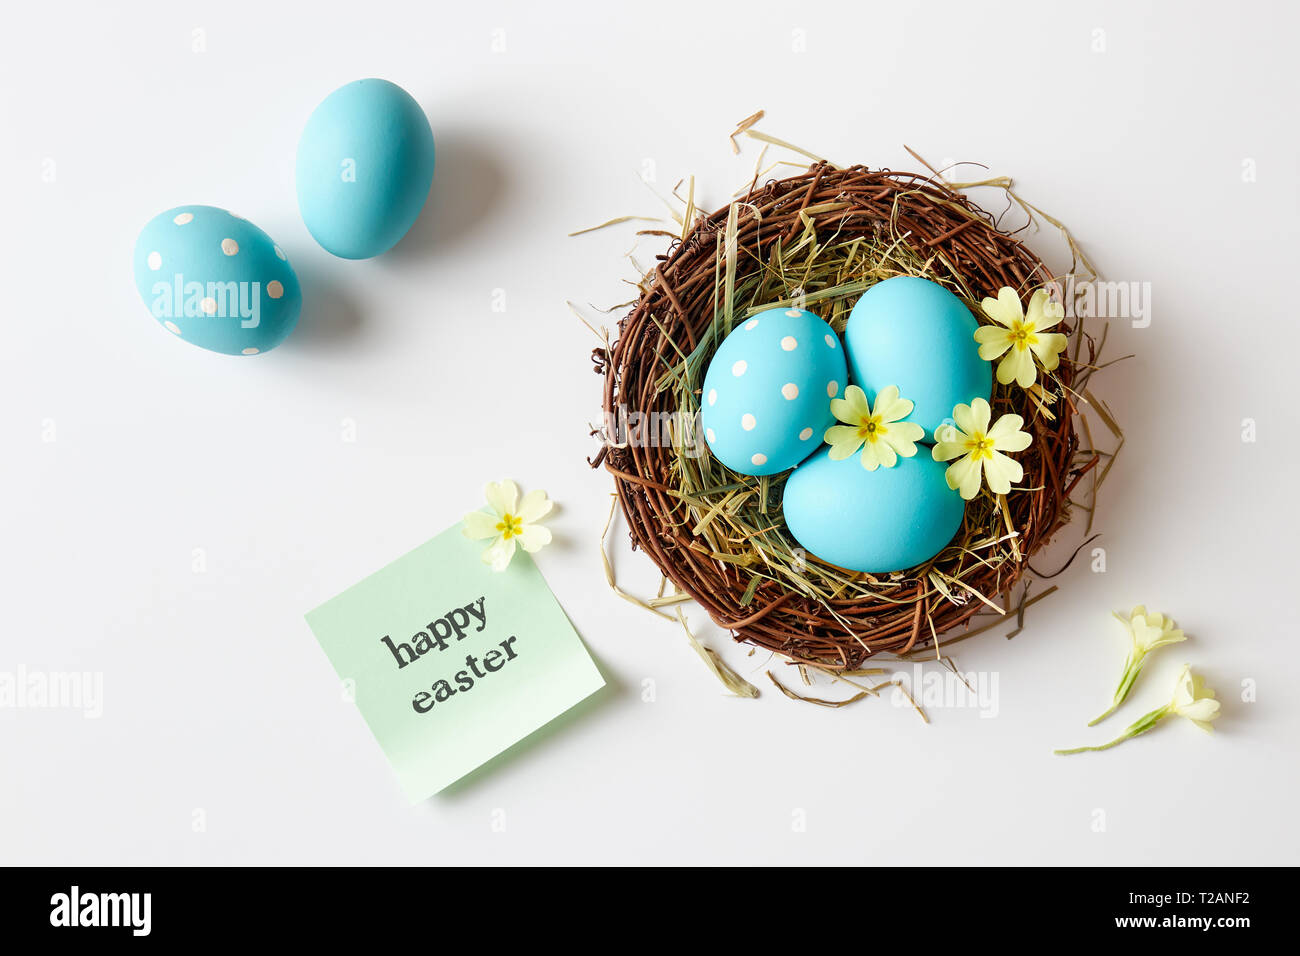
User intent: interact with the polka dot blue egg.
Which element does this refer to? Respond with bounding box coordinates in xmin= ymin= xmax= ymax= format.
xmin=132 ymin=205 xmax=302 ymax=356
xmin=700 ymin=307 xmax=847 ymax=476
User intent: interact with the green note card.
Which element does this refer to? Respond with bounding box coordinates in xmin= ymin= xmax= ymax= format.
xmin=305 ymin=523 xmax=605 ymax=801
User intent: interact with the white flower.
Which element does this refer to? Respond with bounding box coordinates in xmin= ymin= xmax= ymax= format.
xmin=463 ymin=480 xmax=553 ymax=571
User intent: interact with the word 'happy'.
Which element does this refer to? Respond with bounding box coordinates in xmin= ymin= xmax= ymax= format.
xmin=380 ymin=597 xmax=521 ymax=714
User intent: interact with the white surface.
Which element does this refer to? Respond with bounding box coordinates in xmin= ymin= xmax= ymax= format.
xmin=2 ymin=0 xmax=1297 ymax=866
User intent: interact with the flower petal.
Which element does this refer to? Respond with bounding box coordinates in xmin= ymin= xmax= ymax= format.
xmin=946 ymin=455 xmax=982 ymax=500
xmin=825 ymin=426 xmax=864 ymax=460
xmin=517 ymin=523 xmax=552 ymax=553
xmin=931 ymin=440 xmax=966 ymax=462
xmin=887 ymin=422 xmax=925 ymax=458
xmin=997 ymin=348 xmax=1036 ymax=388
xmin=873 ymin=385 xmax=914 ymax=423
xmin=463 ymin=510 xmax=502 ymax=540
xmin=983 ymin=450 xmax=1023 ymax=494
xmin=986 ymin=413 xmax=1023 ymax=438
xmin=950 ymin=402 xmax=978 ymax=435
xmin=1015 ymin=350 xmax=1038 ymax=388
xmin=482 ymin=535 xmax=517 ymax=571
xmin=1178 ymin=698 xmax=1220 ymax=723
xmin=968 ymin=398 xmax=992 ymax=435
xmin=1146 ymin=629 xmax=1187 ymax=651
xmin=1026 ymin=289 xmax=1065 ymax=331
xmin=1030 ymin=332 xmax=1068 ymax=370
xmin=874 ymin=440 xmax=899 ymax=469
xmin=1189 ymin=672 xmax=1216 ymax=702
xmin=484 ymin=480 xmax=519 ymax=517
xmin=838 ymin=384 xmax=870 ymax=421
xmin=1172 ymin=665 xmax=1195 ymax=708
xmin=981 ymin=287 xmax=1023 ymax=327
xmin=517 ymin=488 xmax=553 ymax=523
xmin=988 ymin=414 xmax=1031 ymax=452
xmin=873 ymin=384 xmax=900 ymax=407
xmin=974 ymin=326 xmax=1013 ymax=361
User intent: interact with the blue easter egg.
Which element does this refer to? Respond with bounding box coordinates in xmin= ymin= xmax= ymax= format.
xmin=844 ymin=276 xmax=990 ymax=439
xmin=132 ymin=205 xmax=302 ymax=356
xmin=296 ymin=78 xmax=436 ymax=259
xmin=783 ymin=447 xmax=965 ymax=573
xmin=700 ymin=307 xmax=847 ymax=476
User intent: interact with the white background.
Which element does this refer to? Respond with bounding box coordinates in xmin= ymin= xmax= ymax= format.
xmin=2 ymin=0 xmax=1296 ymax=866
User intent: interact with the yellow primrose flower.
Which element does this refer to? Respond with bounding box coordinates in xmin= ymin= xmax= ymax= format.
xmin=1055 ymin=665 xmax=1220 ymax=755
xmin=1090 ymin=606 xmax=1187 ymax=725
xmin=930 ymin=398 xmax=1031 ymax=500
xmin=1170 ymin=664 xmax=1221 ymax=732
xmin=463 ymin=480 xmax=553 ymax=571
xmin=974 ymin=287 xmax=1068 ymax=388
xmin=823 ymin=384 xmax=925 ymax=471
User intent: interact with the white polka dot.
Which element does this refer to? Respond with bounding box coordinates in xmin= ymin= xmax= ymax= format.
xmin=146 ymin=251 xmax=162 ymax=270
xmin=266 ymin=280 xmax=284 ymax=299
xmin=705 ymin=428 xmax=716 ymax=444
xmin=173 ymin=212 xmax=193 ymax=225
xmin=163 ymin=321 xmax=181 ymax=335
xmin=200 ymin=297 xmax=217 ymax=315
xmin=707 ymin=388 xmax=717 ymax=406
xmin=781 ymin=383 xmax=799 ymax=400
xmin=741 ymin=413 xmax=756 ymax=431
xmin=827 ymin=381 xmax=839 ymax=398
xmin=799 ymin=427 xmax=814 ymax=441
xmin=751 ymin=453 xmax=768 ymax=467
xmin=274 ymin=245 xmax=286 ymax=261
xmin=732 ymin=360 xmax=747 ymax=377
xmin=221 ymin=238 xmax=239 ymax=256
xmin=242 ymin=347 xmax=259 ymax=355
xmin=744 ymin=319 xmax=758 ymax=330
xmin=785 ymin=309 xmax=801 ymax=317
xmin=781 ymin=336 xmax=798 ymax=351
xmin=825 ymin=334 xmax=837 ymax=348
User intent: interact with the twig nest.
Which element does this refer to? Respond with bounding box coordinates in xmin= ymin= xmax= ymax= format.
xmin=595 ymin=163 xmax=1098 ymax=670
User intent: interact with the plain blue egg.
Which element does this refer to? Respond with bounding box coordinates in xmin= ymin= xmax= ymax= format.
xmin=782 ymin=447 xmax=965 ymax=573
xmin=132 ymin=205 xmax=301 ymax=356
xmin=700 ymin=307 xmax=847 ymax=476
xmin=844 ymin=276 xmax=990 ymax=438
xmin=296 ymin=79 xmax=436 ymax=259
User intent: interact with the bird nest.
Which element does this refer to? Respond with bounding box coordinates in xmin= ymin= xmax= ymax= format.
xmin=591 ymin=161 xmax=1111 ymax=671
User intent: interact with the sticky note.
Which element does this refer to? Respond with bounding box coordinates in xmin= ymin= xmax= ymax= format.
xmin=305 ymin=523 xmax=605 ymax=800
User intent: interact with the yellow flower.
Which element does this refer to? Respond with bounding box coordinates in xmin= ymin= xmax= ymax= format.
xmin=1170 ymin=664 xmax=1220 ymax=733
xmin=930 ymin=398 xmax=1031 ymax=500
xmin=463 ymin=480 xmax=553 ymax=571
xmin=823 ymin=384 xmax=925 ymax=471
xmin=1055 ymin=665 xmax=1220 ymax=755
xmin=1090 ymin=606 xmax=1187 ymax=725
xmin=974 ymin=287 xmax=1068 ymax=388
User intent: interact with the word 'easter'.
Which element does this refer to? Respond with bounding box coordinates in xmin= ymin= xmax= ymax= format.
xmin=379 ymin=597 xmax=521 ymax=714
